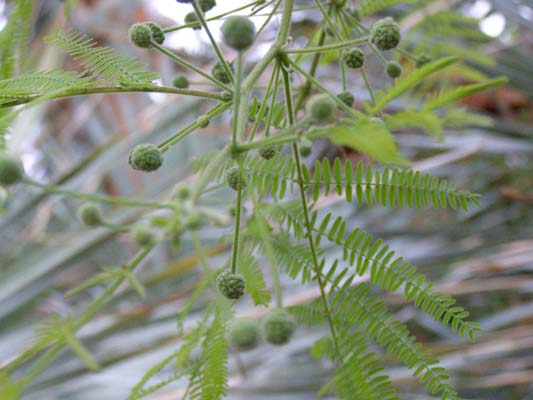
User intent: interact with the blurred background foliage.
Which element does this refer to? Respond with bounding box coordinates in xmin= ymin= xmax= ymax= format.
xmin=0 ymin=0 xmax=532 ymax=399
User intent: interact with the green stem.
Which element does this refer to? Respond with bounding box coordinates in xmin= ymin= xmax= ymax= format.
xmin=263 ymin=59 xmax=282 ymax=138
xmin=284 ymin=37 xmax=368 ymax=54
xmin=0 ymin=86 xmax=228 ymax=108
xmin=150 ymin=42 xmax=232 ymax=93
xmin=229 ymin=161 xmax=244 ymax=274
xmin=254 ymin=0 xmax=282 ymax=39
xmin=232 ymin=52 xmax=243 ymax=147
xmin=248 ymin=61 xmax=279 ymax=142
xmin=314 ymin=0 xmax=342 ymax=41
xmin=361 ymin=68 xmax=377 ymax=107
xmin=158 ymin=102 xmax=231 ymax=152
xmin=369 ymin=43 xmax=388 ymax=66
xmin=281 ymin=66 xmax=342 ymax=359
xmin=24 ymin=178 xmax=175 ymax=210
xmin=192 ymin=1 xmax=234 ymax=85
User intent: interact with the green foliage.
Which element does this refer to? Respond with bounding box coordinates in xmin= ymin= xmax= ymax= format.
xmin=45 ymin=29 xmax=159 ymax=84
xmin=0 ymin=1 xmax=503 ymax=399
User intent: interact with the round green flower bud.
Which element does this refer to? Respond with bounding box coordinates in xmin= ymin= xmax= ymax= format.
xmin=185 ymin=12 xmax=201 ymax=30
xmin=343 ymin=48 xmax=365 ymax=68
xmin=145 ymin=22 xmax=165 ymax=45
xmin=186 ymin=210 xmax=206 ymax=230
xmin=262 ymin=308 xmax=295 ymax=345
xmin=199 ymin=0 xmax=216 ymax=12
xmin=258 ymin=145 xmax=279 ymax=160
xmin=225 ymin=166 xmax=248 ymax=191
xmin=386 ymin=61 xmax=402 ymax=78
xmin=216 ymin=269 xmax=246 ymax=300
xmin=0 ymin=153 xmax=24 ymax=186
xmin=221 ymin=16 xmax=256 ymax=51
xmin=307 ymin=94 xmax=336 ymax=121
xmin=128 ymin=144 xmax=163 ymax=172
xmin=370 ymin=17 xmax=401 ymax=50
xmin=173 ymin=182 xmax=191 ymax=200
xmin=299 ymin=137 xmax=313 ymax=158
xmin=173 ymin=74 xmax=189 ymax=89
xmin=78 ymin=203 xmax=103 ymax=228
xmin=416 ymin=54 xmax=432 ymax=68
xmin=130 ymin=224 xmax=156 ymax=246
xmin=371 ymin=117 xmax=386 ymax=126
xmin=211 ymin=60 xmax=234 ymax=84
xmin=336 ymin=91 xmax=354 ymax=108
xmin=129 ymin=23 xmax=152 ymax=48
xmin=227 ymin=318 xmax=259 ymax=351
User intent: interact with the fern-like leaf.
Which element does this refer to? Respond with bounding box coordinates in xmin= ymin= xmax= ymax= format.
xmin=45 ymin=29 xmax=159 ymax=84
xmin=422 ymin=76 xmax=508 ymax=111
xmin=303 ymin=159 xmax=480 ymax=210
xmin=332 ymin=283 xmax=463 ymax=400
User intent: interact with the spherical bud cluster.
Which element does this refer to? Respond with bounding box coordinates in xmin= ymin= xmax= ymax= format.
xmin=173 ymin=74 xmax=189 ymax=89
xmin=145 ymin=22 xmax=165 ymax=45
xmin=130 ymin=224 xmax=156 ymax=246
xmin=216 ymin=269 xmax=246 ymax=300
xmin=185 ymin=12 xmax=201 ymax=30
xmin=416 ymin=54 xmax=432 ymax=68
xmin=211 ymin=60 xmax=234 ymax=84
xmin=221 ymin=16 xmax=256 ymax=51
xmin=370 ymin=17 xmax=401 ymax=50
xmin=199 ymin=0 xmax=216 ymax=12
xmin=299 ymin=137 xmax=313 ymax=158
xmin=0 ymin=153 xmax=24 ymax=186
xmin=343 ymin=48 xmax=365 ymax=69
xmin=186 ymin=210 xmax=206 ymax=230
xmin=307 ymin=94 xmax=336 ymax=121
xmin=258 ymin=145 xmax=279 ymax=160
xmin=227 ymin=318 xmax=259 ymax=351
xmin=173 ymin=182 xmax=191 ymax=200
xmin=128 ymin=144 xmax=163 ymax=172
xmin=386 ymin=61 xmax=402 ymax=78
xmin=128 ymin=23 xmax=152 ymax=48
xmin=225 ymin=166 xmax=248 ymax=191
xmin=78 ymin=203 xmax=103 ymax=228
xmin=262 ymin=308 xmax=295 ymax=345
xmin=336 ymin=91 xmax=354 ymax=108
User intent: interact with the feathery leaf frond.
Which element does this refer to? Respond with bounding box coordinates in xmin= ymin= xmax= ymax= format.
xmin=45 ymin=29 xmax=159 ymax=84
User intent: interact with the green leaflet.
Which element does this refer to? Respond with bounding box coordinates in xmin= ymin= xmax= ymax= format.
xmin=307 ymin=121 xmax=409 ymax=166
